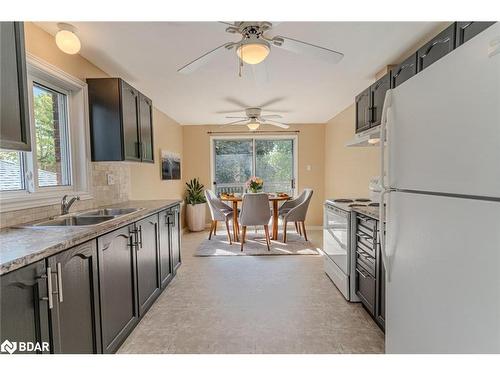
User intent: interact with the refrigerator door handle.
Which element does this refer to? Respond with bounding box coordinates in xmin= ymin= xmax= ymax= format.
xmin=379 ymin=188 xmax=395 ymax=281
xmin=380 ymin=90 xmax=392 ymax=191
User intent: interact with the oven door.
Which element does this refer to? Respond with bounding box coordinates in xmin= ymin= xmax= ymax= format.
xmin=323 ymin=205 xmax=350 ymax=275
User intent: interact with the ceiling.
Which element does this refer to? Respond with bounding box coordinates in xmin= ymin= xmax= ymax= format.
xmin=36 ymin=22 xmax=442 ymax=125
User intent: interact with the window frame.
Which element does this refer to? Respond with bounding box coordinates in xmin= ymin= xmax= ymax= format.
xmin=0 ymin=54 xmax=92 ymax=212
xmin=210 ymin=134 xmax=299 ymax=196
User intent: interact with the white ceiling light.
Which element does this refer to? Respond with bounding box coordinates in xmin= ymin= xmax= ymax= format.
xmin=236 ymin=38 xmax=270 ymax=65
xmin=247 ymin=121 xmax=260 ymax=131
xmin=55 ymin=23 xmax=81 ymax=55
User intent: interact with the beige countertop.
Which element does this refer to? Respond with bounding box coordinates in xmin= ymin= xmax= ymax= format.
xmin=352 ymin=205 xmax=380 ymax=220
xmin=0 ymin=200 xmax=182 ymax=275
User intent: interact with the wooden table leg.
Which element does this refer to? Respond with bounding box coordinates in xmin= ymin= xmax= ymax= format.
xmin=272 ymin=200 xmax=279 ymax=240
xmin=232 ymin=200 xmax=239 ymax=242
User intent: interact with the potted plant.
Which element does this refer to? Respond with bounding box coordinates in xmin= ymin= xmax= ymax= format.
xmin=246 ymin=176 xmax=264 ymax=193
xmin=185 ymin=178 xmax=207 ymax=232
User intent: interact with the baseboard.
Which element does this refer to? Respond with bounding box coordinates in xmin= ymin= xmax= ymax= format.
xmin=182 ymin=222 xmax=322 ymax=234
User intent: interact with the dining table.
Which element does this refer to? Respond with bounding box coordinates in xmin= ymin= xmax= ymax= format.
xmin=220 ymin=193 xmax=290 ymax=241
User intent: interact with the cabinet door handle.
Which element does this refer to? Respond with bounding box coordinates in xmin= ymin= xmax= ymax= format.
xmin=138 ymin=225 xmax=143 ymax=248
xmin=56 ymin=262 xmax=63 ymax=303
xmin=40 ymin=267 xmax=54 ymax=309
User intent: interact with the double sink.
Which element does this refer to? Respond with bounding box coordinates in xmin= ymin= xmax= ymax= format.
xmin=29 ymin=208 xmax=142 ymax=227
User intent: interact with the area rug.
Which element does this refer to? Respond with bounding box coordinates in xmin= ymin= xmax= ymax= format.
xmin=195 ymin=230 xmax=320 ymax=256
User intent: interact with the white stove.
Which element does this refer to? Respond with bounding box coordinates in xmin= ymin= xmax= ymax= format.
xmin=323 ymin=198 xmax=374 ymax=302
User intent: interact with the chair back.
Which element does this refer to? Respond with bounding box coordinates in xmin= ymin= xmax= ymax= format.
xmin=239 ymin=193 xmax=271 ymax=226
xmin=204 ymin=190 xmax=228 ymax=221
xmin=285 ymin=189 xmax=313 ymax=222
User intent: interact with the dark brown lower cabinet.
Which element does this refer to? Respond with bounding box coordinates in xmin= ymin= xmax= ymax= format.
xmin=159 ymin=209 xmax=173 ymax=288
xmin=135 ymin=215 xmax=161 ymax=316
xmin=355 ymin=265 xmax=376 ymax=316
xmin=1 ymin=204 xmax=181 ymax=354
xmin=47 ymin=241 xmax=101 ymax=354
xmin=375 ymin=249 xmax=386 ymax=332
xmin=0 ymin=260 xmax=50 ymax=354
xmin=98 ymin=225 xmax=139 ymax=353
xmin=170 ymin=205 xmax=182 ymax=272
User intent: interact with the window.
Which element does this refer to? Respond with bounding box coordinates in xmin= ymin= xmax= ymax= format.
xmin=0 ymin=151 xmax=25 ymax=191
xmin=33 ymin=82 xmax=71 ymax=187
xmin=0 ymin=55 xmax=91 ymax=211
xmin=211 ymin=136 xmax=297 ymax=196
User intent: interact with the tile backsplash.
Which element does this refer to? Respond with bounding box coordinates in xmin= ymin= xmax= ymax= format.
xmin=0 ymin=162 xmax=131 ymax=228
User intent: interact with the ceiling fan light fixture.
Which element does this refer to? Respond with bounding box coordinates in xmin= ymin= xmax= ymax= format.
xmin=55 ymin=23 xmax=81 ymax=55
xmin=247 ymin=121 xmax=260 ymax=131
xmin=236 ymin=39 xmax=270 ymax=65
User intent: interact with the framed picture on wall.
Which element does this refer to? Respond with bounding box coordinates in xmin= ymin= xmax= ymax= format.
xmin=161 ymin=150 xmax=181 ymax=180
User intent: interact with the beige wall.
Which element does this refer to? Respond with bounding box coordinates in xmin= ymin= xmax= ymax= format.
xmin=129 ymin=108 xmax=183 ymax=200
xmin=324 ymin=104 xmax=379 ymax=199
xmin=0 ymin=23 xmax=183 ymax=228
xmin=182 ymin=123 xmax=325 ymax=226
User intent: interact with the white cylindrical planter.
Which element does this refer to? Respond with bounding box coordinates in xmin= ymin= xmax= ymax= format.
xmin=186 ymin=203 xmax=206 ymax=232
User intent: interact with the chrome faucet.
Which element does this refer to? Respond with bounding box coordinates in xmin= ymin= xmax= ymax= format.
xmin=61 ymin=194 xmax=80 ymax=215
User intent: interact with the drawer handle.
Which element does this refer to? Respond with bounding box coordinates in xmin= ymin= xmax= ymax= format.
xmin=356 ymin=268 xmax=369 ymax=279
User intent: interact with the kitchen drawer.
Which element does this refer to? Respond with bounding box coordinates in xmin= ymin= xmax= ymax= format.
xmin=356 ymin=249 xmax=375 ymax=275
xmin=357 ymin=215 xmax=376 ymax=230
xmin=356 ymin=265 xmax=376 ymax=316
xmin=357 ymin=238 xmax=375 ymax=258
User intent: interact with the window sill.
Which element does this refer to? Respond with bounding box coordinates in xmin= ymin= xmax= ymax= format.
xmin=0 ymin=190 xmax=93 ymax=213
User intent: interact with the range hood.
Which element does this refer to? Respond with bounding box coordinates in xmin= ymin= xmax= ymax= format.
xmin=345 ymin=125 xmax=381 ymax=147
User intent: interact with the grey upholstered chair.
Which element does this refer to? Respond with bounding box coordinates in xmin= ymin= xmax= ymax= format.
xmin=279 ymin=189 xmax=313 ymax=242
xmin=238 ymin=193 xmax=272 ymax=252
xmin=205 ymin=190 xmax=234 ymax=244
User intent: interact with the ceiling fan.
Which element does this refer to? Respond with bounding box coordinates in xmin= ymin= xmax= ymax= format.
xmin=222 ymin=107 xmax=289 ymax=131
xmin=178 ymin=22 xmax=344 ymax=75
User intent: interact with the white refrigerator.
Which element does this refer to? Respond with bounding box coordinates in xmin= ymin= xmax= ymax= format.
xmin=379 ymin=23 xmax=500 ymax=353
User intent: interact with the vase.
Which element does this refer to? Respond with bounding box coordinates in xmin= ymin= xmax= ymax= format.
xmin=186 ymin=203 xmax=206 ymax=232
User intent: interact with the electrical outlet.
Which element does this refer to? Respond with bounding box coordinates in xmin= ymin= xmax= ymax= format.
xmin=306 ymin=165 xmax=312 ymax=171
xmin=106 ymin=173 xmax=115 ymax=185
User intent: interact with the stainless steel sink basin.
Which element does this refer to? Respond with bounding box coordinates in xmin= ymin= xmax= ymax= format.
xmin=77 ymin=208 xmax=140 ymax=217
xmin=32 ymin=215 xmax=115 ymax=227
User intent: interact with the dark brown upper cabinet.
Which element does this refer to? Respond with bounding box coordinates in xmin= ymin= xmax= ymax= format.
xmin=370 ymin=74 xmax=391 ymax=127
xmin=355 ymin=88 xmax=371 ymax=133
xmin=391 ymin=54 xmax=417 ymax=88
xmin=87 ymin=78 xmax=154 ymax=162
xmin=417 ymin=24 xmax=456 ymax=72
xmin=138 ymin=93 xmax=154 ymax=163
xmin=0 ymin=22 xmax=31 ymax=152
xmin=455 ymin=22 xmax=495 ymax=47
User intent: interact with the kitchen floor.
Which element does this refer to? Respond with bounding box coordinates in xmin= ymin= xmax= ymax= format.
xmin=118 ymin=229 xmax=384 ymax=354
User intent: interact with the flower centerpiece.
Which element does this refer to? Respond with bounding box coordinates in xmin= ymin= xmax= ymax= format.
xmin=246 ymin=176 xmax=264 ymax=193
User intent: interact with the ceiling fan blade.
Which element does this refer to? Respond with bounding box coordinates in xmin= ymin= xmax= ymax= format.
xmin=178 ymin=43 xmax=232 ymax=74
xmin=224 ymin=97 xmax=250 ymax=109
xmin=221 ymin=119 xmax=248 ymax=128
xmin=215 ymin=109 xmax=245 ymax=114
xmin=258 ymin=97 xmax=285 ymax=108
xmin=225 ymin=116 xmax=248 ymax=119
xmin=273 ymin=36 xmax=344 ymax=64
xmin=260 ymin=114 xmax=283 ymax=119
xmin=264 ymin=119 xmax=290 ymax=129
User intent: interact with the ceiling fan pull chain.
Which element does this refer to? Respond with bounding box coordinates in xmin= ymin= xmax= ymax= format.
xmin=238 ymin=56 xmax=243 ymax=77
